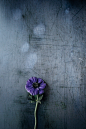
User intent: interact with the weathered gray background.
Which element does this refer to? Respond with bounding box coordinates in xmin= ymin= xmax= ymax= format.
xmin=0 ymin=0 xmax=86 ymax=129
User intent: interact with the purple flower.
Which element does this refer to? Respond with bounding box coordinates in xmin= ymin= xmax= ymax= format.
xmin=25 ymin=77 xmax=46 ymax=95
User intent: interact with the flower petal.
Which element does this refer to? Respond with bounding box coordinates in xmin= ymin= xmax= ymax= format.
xmin=29 ymin=87 xmax=35 ymax=95
xmin=39 ymin=89 xmax=44 ymax=94
xmin=29 ymin=77 xmax=37 ymax=83
xmin=32 ymin=77 xmax=38 ymax=83
xmin=39 ymin=82 xmax=46 ymax=89
xmin=38 ymin=78 xmax=44 ymax=84
xmin=25 ymin=85 xmax=33 ymax=93
xmin=34 ymin=88 xmax=39 ymax=95
xmin=29 ymin=77 xmax=34 ymax=83
xmin=26 ymin=81 xmax=33 ymax=87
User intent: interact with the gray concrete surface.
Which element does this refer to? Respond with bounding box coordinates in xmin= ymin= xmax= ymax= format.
xmin=0 ymin=0 xmax=86 ymax=129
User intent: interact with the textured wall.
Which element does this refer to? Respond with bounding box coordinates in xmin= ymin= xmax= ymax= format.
xmin=0 ymin=0 xmax=86 ymax=129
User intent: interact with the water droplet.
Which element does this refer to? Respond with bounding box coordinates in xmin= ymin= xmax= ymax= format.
xmin=25 ymin=53 xmax=37 ymax=69
xmin=21 ymin=42 xmax=29 ymax=53
xmin=33 ymin=24 xmax=45 ymax=37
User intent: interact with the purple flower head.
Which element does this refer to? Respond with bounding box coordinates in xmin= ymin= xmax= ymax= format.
xmin=25 ymin=77 xmax=46 ymax=96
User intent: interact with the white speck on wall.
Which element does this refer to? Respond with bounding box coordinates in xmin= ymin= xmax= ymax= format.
xmin=13 ymin=9 xmax=22 ymax=20
xmin=21 ymin=42 xmax=29 ymax=53
xmin=79 ymin=58 xmax=83 ymax=61
xmin=33 ymin=24 xmax=45 ymax=37
xmin=70 ymin=51 xmax=74 ymax=57
xmin=25 ymin=53 xmax=37 ymax=69
xmin=65 ymin=8 xmax=69 ymax=14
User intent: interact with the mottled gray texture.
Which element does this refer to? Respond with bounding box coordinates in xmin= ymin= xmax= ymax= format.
xmin=0 ymin=0 xmax=86 ymax=129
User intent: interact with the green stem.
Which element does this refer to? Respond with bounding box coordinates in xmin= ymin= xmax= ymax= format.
xmin=34 ymin=95 xmax=39 ymax=129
